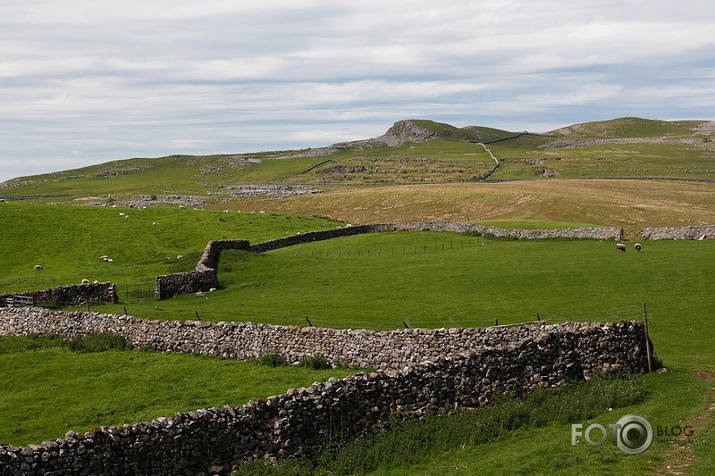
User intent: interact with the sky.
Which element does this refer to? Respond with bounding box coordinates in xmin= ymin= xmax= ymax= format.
xmin=1 ymin=0 xmax=714 ymax=183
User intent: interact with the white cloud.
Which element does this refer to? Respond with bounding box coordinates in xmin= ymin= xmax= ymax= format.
xmin=1 ymin=0 xmax=714 ymax=182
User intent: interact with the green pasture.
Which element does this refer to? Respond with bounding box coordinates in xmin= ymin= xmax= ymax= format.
xmin=2 ymin=201 xmax=715 ymax=474
xmin=103 ymin=234 xmax=713 ymax=364
xmin=0 ymin=202 xmax=338 ymax=293
xmin=0 ymin=336 xmax=354 ymax=447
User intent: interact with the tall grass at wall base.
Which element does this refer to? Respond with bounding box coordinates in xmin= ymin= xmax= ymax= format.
xmin=234 ymin=375 xmax=647 ymax=476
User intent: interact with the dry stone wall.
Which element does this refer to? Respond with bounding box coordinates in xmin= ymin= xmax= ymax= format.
xmin=0 ymin=307 xmax=651 ymax=475
xmin=0 ymin=307 xmax=648 ymax=371
xmin=641 ymin=225 xmax=715 ymax=240
xmin=0 ymin=282 xmax=116 ymax=308
xmin=155 ymin=240 xmax=251 ymax=299
xmin=250 ymin=222 xmax=624 ymax=253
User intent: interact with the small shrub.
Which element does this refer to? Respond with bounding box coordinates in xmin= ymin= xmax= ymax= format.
xmin=257 ymin=352 xmax=289 ymax=367
xmin=298 ymin=354 xmax=331 ymax=370
xmin=67 ymin=333 xmax=130 ymax=353
xmin=0 ymin=335 xmax=65 ymax=353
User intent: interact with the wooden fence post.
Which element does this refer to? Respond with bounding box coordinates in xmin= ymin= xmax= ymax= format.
xmin=643 ymin=302 xmax=653 ymax=373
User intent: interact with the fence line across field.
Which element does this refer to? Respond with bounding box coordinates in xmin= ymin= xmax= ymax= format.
xmin=294 ymin=238 xmax=483 ymax=258
xmin=116 ymin=281 xmax=155 ymax=303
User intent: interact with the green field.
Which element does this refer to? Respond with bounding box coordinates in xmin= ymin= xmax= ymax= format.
xmin=0 ymin=202 xmax=338 ymax=293
xmin=0 ymin=335 xmax=354 ymax=447
xmin=1 ymin=205 xmax=714 ymax=474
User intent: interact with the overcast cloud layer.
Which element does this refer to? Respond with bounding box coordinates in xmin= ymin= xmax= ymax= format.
xmin=1 ymin=0 xmax=714 ymax=182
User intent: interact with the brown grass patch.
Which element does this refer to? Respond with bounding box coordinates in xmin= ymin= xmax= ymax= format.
xmin=219 ymin=179 xmax=715 ymax=236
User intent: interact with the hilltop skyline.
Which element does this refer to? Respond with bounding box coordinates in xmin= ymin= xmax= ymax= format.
xmin=2 ymin=0 xmax=714 ymax=182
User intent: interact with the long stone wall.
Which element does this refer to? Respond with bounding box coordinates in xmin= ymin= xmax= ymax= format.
xmin=0 ymin=282 xmax=116 ymax=308
xmin=0 ymin=307 xmax=651 ymax=475
xmin=250 ymin=222 xmax=624 ymax=253
xmin=0 ymin=307 xmax=648 ymax=371
xmin=641 ymin=225 xmax=715 ymax=240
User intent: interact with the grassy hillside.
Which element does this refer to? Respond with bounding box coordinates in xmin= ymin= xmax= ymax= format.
xmin=550 ymin=117 xmax=703 ymax=138
xmin=2 ymin=117 xmax=713 ymax=200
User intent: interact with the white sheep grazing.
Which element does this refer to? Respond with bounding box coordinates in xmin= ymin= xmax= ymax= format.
xmin=81 ymin=279 xmax=90 ymax=285
xmin=177 ymin=255 xmax=183 ymax=260
xmin=634 ymin=243 xmax=642 ymax=252
xmin=99 ymin=255 xmax=109 ymax=261
xmin=119 ymin=212 xmax=127 ymax=217
xmin=34 ymin=264 xmax=43 ymax=271
xmin=616 ymin=243 xmax=626 ymax=252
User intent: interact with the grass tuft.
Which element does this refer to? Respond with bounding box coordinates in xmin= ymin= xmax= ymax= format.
xmin=66 ymin=333 xmax=130 ymax=353
xmin=298 ymin=354 xmax=331 ymax=370
xmin=255 ymin=352 xmax=289 ymax=367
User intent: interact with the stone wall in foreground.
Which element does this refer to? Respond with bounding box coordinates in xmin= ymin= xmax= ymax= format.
xmin=0 ymin=307 xmax=648 ymax=371
xmin=0 ymin=307 xmax=652 ymax=475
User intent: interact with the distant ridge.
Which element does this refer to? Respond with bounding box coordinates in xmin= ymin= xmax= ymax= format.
xmin=2 ymin=116 xmax=714 ymax=194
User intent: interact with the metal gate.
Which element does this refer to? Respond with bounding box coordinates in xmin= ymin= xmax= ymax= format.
xmin=2 ymin=294 xmax=35 ymax=307
xmin=116 ymin=282 xmax=156 ymax=303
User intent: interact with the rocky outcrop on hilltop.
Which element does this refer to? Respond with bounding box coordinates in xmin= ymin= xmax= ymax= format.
xmin=372 ymin=120 xmax=440 ymax=146
xmin=277 ymin=120 xmax=441 ymax=159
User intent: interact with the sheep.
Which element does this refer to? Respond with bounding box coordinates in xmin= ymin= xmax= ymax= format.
xmin=177 ymin=254 xmax=183 ymax=260
xmin=616 ymin=243 xmax=626 ymax=252
xmin=81 ymin=279 xmax=90 ymax=285
xmin=34 ymin=264 xmax=43 ymax=271
xmin=634 ymin=243 xmax=642 ymax=252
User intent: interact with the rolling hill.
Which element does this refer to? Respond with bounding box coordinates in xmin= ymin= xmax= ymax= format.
xmin=2 ymin=117 xmax=715 ymax=235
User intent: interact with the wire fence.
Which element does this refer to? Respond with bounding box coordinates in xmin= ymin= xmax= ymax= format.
xmin=115 ymin=281 xmax=156 ymax=303
xmin=294 ymin=238 xmax=484 ymax=259
xmin=109 ymin=304 xmax=647 ymax=333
